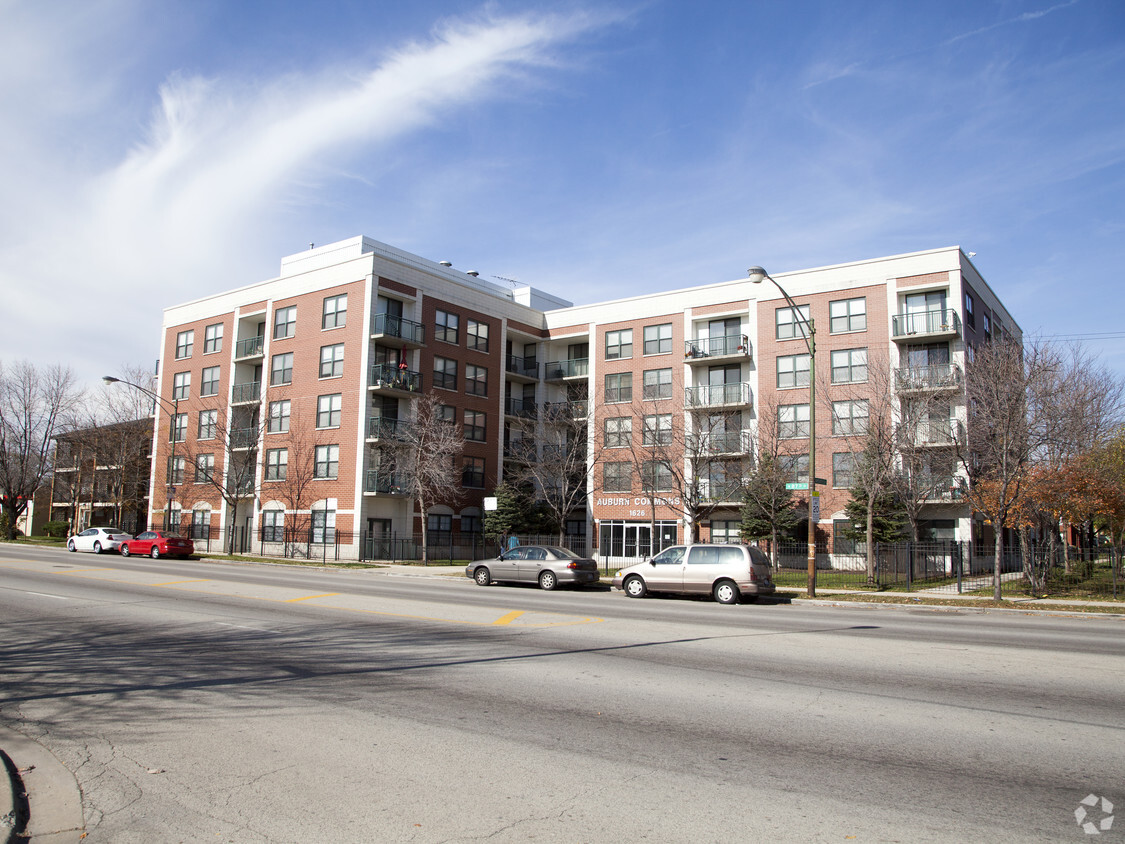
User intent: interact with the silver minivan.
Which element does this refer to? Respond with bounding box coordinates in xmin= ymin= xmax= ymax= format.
xmin=612 ymin=544 xmax=776 ymax=604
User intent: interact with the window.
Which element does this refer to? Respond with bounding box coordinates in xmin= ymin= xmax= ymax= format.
xmin=435 ymin=310 xmax=459 ymax=343
xmin=833 ymin=453 xmax=856 ymax=488
xmin=833 ymin=519 xmax=857 ymax=555
xmin=265 ymin=448 xmax=288 ymax=481
xmin=320 ymin=344 xmax=344 ymax=378
xmin=268 ymin=400 xmax=290 ymax=433
xmin=322 ymin=294 xmax=347 ymax=329
xmin=830 ymin=348 xmax=868 ymax=384
xmin=603 ymin=462 xmax=631 ymax=492
xmin=314 ymin=445 xmax=339 ymax=479
xmin=462 ymin=456 xmax=485 ymax=488
xmin=170 ymin=413 xmax=187 ymax=443
xmin=964 ymin=292 xmax=975 ymax=329
xmin=776 ymin=354 xmax=810 ymax=389
xmin=175 ymin=330 xmax=194 ymax=359
xmin=642 ymin=461 xmax=674 ymax=493
xmin=201 ymin=366 xmax=220 ymax=397
xmin=167 ymin=455 xmax=185 ymax=485
xmin=273 ymin=306 xmax=296 ymax=340
xmin=262 ymin=510 xmax=284 ymax=542
xmin=605 ymin=329 xmax=633 ymax=360
xmin=775 ymin=305 xmax=810 ymax=340
xmin=433 ymin=357 xmax=457 ymax=391
xmin=464 ymin=409 xmax=486 ymax=442
xmin=317 ymin=394 xmax=342 ymax=429
xmin=436 ymin=403 xmax=455 ymax=424
xmin=781 ymin=454 xmax=809 ymax=484
xmin=604 ymin=416 xmax=632 ymax=448
xmin=832 ymin=399 xmax=869 ymax=435
xmin=428 ymin=514 xmax=452 ymax=539
xmin=271 ymin=353 xmax=293 ymax=385
xmin=467 ymin=319 xmax=489 ymax=351
xmin=829 ymin=297 xmax=866 ymax=333
xmin=465 ymin=364 xmax=487 ymax=397
xmin=643 ymin=368 xmax=672 ymax=400
xmin=605 ymin=372 xmax=632 ymax=403
xmin=643 ymin=323 xmax=672 ymax=355
xmin=204 ymin=323 xmax=223 ymax=353
xmin=312 ymin=508 xmax=335 ymax=544
xmin=462 ymin=514 xmax=482 ymax=536
xmin=643 ymin=414 xmax=673 ymax=446
xmin=191 ymin=508 xmax=211 ymax=539
xmin=982 ymin=312 xmax=991 ymax=337
xmin=197 ymin=409 xmax=218 ymax=440
xmin=779 ymin=404 xmax=810 ymax=439
xmin=195 ymin=453 xmax=215 ymax=483
xmin=172 ymin=371 xmax=191 ymax=400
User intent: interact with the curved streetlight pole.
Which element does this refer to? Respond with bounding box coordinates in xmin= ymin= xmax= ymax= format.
xmin=748 ymin=267 xmax=818 ymax=597
xmin=103 ymin=376 xmax=180 ymax=532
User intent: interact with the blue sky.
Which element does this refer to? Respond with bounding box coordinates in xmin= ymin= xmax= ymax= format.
xmin=3 ymin=0 xmax=1124 ymax=387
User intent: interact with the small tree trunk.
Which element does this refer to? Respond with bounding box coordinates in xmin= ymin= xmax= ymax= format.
xmin=865 ymin=498 xmax=876 ymax=586
xmin=770 ymin=527 xmax=778 ymax=571
xmin=993 ymin=524 xmax=1004 ymax=602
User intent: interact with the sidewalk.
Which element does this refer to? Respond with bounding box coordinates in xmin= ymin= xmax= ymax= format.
xmin=0 ymin=726 xmax=83 ymax=843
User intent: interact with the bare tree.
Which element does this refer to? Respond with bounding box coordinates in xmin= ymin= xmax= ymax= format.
xmin=739 ymin=392 xmax=800 ymax=569
xmin=268 ymin=419 xmax=322 ymax=558
xmin=0 ymin=360 xmax=81 ymax=537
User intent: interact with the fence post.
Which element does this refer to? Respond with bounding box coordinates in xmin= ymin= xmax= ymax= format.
xmin=956 ymin=541 xmax=963 ymax=594
xmin=906 ymin=542 xmax=913 ymax=591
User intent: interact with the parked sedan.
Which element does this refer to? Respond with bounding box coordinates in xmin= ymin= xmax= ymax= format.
xmin=466 ymin=546 xmax=600 ymax=590
xmin=612 ymin=544 xmax=776 ymax=604
xmin=120 ymin=530 xmax=195 ymax=559
xmin=66 ymin=527 xmax=133 ymax=554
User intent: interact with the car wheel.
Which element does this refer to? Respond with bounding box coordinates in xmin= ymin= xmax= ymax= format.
xmin=150 ymin=546 xmax=161 ymax=559
xmin=538 ymin=570 xmax=558 ymax=591
xmin=93 ymin=541 xmax=102 ymax=554
xmin=120 ymin=544 xmax=131 ymax=557
xmin=67 ymin=540 xmax=76 ymax=552
xmin=473 ymin=566 xmax=491 ymax=586
xmin=623 ymin=575 xmax=647 ymax=598
xmin=713 ymin=580 xmax=740 ymax=605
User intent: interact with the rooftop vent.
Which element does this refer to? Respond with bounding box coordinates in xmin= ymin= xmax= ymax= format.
xmin=439 ymin=260 xmax=452 ymax=267
xmin=466 ymin=270 xmax=479 ymax=277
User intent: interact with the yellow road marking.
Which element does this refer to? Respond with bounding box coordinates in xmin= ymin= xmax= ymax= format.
xmin=284 ymin=593 xmax=340 ymax=602
xmin=492 ymin=610 xmax=526 ymax=626
xmin=151 ymin=579 xmax=211 ymax=586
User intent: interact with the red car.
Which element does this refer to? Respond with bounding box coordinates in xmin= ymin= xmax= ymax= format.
xmin=120 ymin=530 xmax=195 ymax=559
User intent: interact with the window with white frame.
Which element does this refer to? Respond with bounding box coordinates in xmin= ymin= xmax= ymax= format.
xmin=311 ymin=507 xmax=335 ymax=543
xmin=775 ymin=306 xmax=810 ymax=340
xmin=710 ymin=520 xmax=740 ymax=544
xmin=204 ymin=323 xmax=223 ymax=353
xmin=603 ymin=461 xmax=631 ymax=492
xmin=642 ymin=460 xmax=674 ymax=493
xmin=170 ymin=413 xmax=187 ymax=443
xmin=605 ymin=372 xmax=632 ymax=403
xmin=465 ymin=364 xmax=487 ymax=397
xmin=832 ymin=399 xmax=869 ymax=435
xmin=829 ymin=297 xmax=866 ymax=333
xmin=273 ymin=306 xmax=296 ymax=340
xmin=262 ymin=510 xmax=284 ymax=542
xmin=778 ymin=404 xmax=810 ymax=438
xmin=322 ymin=294 xmax=347 ymax=329
xmin=271 ymin=352 xmax=293 ymax=385
xmin=643 ymin=323 xmax=673 ymax=355
xmin=605 ymin=329 xmax=633 ymax=360
xmin=320 ymin=344 xmax=344 ymax=378
xmin=316 ymin=394 xmax=342 ymax=429
xmin=314 ymin=444 xmax=339 ymax=479
xmin=643 ymin=414 xmax=673 ymax=446
xmin=175 ymin=330 xmax=194 ymax=359
xmin=830 ymin=348 xmax=868 ymax=384
xmin=643 ymin=368 xmax=672 ymax=400
xmin=604 ymin=416 xmax=631 ymax=448
xmin=172 ymin=371 xmax=191 ymax=400
xmin=201 ymin=366 xmax=220 ymax=397
xmin=833 ymin=452 xmax=856 ymax=488
xmin=435 ymin=310 xmax=459 ymax=344
xmin=268 ymin=400 xmax=290 ymax=433
xmin=776 ymin=353 xmax=810 ymax=389
xmin=191 ymin=507 xmax=210 ymax=539
xmin=265 ymin=448 xmax=288 ymax=481
xmin=197 ymin=409 xmax=218 ymax=440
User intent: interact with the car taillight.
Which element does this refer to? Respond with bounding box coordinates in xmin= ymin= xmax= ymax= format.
xmin=749 ymin=568 xmax=758 ymax=582
xmin=568 ymin=562 xmax=579 ymax=569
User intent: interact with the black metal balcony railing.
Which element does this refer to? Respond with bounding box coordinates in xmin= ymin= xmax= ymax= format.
xmin=703 ymin=431 xmax=752 ymax=454
xmin=229 ymin=428 xmax=257 ymax=449
xmin=505 ymin=355 xmax=540 ymax=379
xmin=685 ymin=382 xmax=753 ymax=408
xmin=916 ymin=477 xmax=965 ymax=501
xmin=912 ymin=420 xmax=963 ymax=446
xmin=541 ymin=400 xmax=588 ymax=420
xmin=894 ymin=364 xmax=962 ymax=391
xmin=504 ymin=397 xmax=537 ymax=418
xmin=366 ymin=416 xmax=408 ymax=440
xmin=234 ymin=335 xmax=265 ymax=359
xmin=364 ymin=471 xmax=408 ymax=495
xmin=545 ymin=359 xmax=589 ymax=380
xmin=370 ymin=313 xmax=426 ymax=345
xmin=231 ymin=381 xmax=261 ymax=404
xmin=892 ymin=309 xmax=961 ymax=338
xmin=684 ymin=334 xmax=749 ymax=359
xmin=369 ymin=364 xmax=422 ymax=392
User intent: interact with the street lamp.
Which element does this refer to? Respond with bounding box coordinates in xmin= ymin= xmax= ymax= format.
xmin=747 ymin=267 xmax=819 ymax=598
xmin=103 ymin=375 xmax=180 ymax=532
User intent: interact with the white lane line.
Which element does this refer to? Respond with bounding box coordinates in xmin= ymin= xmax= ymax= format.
xmin=23 ymin=591 xmax=70 ymax=600
xmin=215 ymin=622 xmax=274 ymax=632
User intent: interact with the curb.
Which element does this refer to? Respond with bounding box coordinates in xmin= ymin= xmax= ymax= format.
xmin=0 ymin=728 xmax=83 ymax=843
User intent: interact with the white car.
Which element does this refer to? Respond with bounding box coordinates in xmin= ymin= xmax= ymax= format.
xmin=67 ymin=527 xmax=132 ymax=554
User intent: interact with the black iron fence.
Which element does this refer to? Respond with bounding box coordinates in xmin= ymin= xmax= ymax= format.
xmin=358 ymin=532 xmax=591 ymax=564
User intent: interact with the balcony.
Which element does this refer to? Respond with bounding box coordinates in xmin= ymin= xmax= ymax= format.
xmin=504 ymin=397 xmax=537 ymax=419
xmin=912 ymin=420 xmax=963 ymax=448
xmin=369 ymin=364 xmax=422 ymax=395
xmin=917 ymin=477 xmax=966 ymax=503
xmin=684 ymin=335 xmax=751 ymax=365
xmin=227 ymin=478 xmax=255 ymax=497
xmin=892 ymin=309 xmax=961 ymax=341
xmin=545 ymin=359 xmax=589 ymax=381
xmin=895 ymin=364 xmax=962 ymax=393
xmin=229 ymin=428 xmax=258 ymax=450
xmin=505 ymin=355 xmax=540 ymax=382
xmin=685 ymin=382 xmax=753 ymax=410
xmin=702 ymin=430 xmax=753 ymax=455
xmin=370 ymin=313 xmax=425 ymax=348
xmin=541 ymin=400 xmax=588 ymax=421
xmin=503 ymin=440 xmax=536 ymax=462
xmin=366 ymin=416 xmax=409 ymax=441
xmin=363 ymin=471 xmax=409 ymax=495
xmin=698 ymin=478 xmax=745 ymax=504
xmin=231 ymin=381 xmax=261 ymax=404
xmin=234 ymin=335 xmax=265 ymax=360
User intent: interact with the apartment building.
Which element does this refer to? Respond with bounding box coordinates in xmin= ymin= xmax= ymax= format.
xmin=152 ymin=237 xmax=1017 ymax=562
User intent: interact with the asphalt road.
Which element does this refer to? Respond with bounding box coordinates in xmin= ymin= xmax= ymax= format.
xmin=1 ymin=544 xmax=1122 ymax=843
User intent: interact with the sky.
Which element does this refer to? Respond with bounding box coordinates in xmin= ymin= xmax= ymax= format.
xmin=2 ymin=0 xmax=1124 ymax=389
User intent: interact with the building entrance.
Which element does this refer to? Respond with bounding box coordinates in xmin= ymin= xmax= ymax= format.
xmin=598 ymin=520 xmax=678 ymax=566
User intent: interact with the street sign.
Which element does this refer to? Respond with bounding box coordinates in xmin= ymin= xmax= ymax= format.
xmin=812 ymin=496 xmax=821 ymax=520
xmin=814 ymin=477 xmax=828 ymax=486
xmin=785 ymin=482 xmax=808 ymax=490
